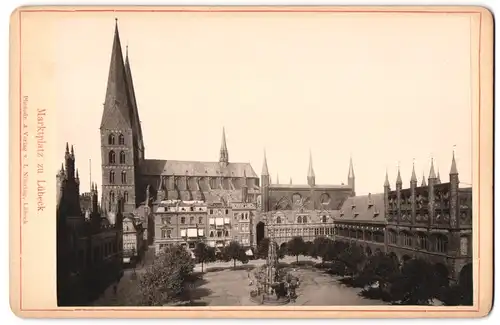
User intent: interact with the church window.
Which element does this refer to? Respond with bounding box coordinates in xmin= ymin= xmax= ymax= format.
xmin=109 ymin=150 xmax=116 ymax=164
xmin=118 ymin=133 xmax=125 ymax=145
xmin=124 ymin=191 xmax=128 ymax=202
xmin=121 ymin=171 xmax=127 ymax=184
xmin=119 ymin=151 xmax=126 ymax=164
xmin=276 ymin=216 xmax=282 ymax=224
xmin=297 ymin=216 xmax=302 ymax=223
xmin=322 ymin=215 xmax=327 ymax=223
xmin=109 ymin=171 xmax=115 ymax=184
xmin=108 ymin=134 xmax=115 ymax=145
xmin=417 ymin=232 xmax=428 ymax=250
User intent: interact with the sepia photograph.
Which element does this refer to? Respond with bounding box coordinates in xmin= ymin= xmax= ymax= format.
xmin=9 ymin=6 xmax=493 ymax=318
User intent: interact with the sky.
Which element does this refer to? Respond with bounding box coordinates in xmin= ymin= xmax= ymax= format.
xmin=54 ymin=12 xmax=474 ymax=195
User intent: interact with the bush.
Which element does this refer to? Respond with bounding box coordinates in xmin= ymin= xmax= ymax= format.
xmin=327 ymin=260 xmax=347 ymax=276
xmin=359 ymin=287 xmax=393 ymax=302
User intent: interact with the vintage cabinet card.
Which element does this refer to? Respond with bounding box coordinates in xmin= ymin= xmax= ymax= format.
xmin=9 ymin=5 xmax=493 ymax=318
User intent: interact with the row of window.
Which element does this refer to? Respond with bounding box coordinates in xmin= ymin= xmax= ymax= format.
xmin=387 ymin=231 xmax=469 ymax=255
xmin=108 ymin=151 xmax=127 ymax=165
xmin=108 ymin=170 xmax=127 ymax=184
xmin=162 ymin=216 xmax=204 ymax=225
xmin=275 ymin=215 xmax=329 ymax=224
xmin=108 ymin=134 xmax=125 ymax=146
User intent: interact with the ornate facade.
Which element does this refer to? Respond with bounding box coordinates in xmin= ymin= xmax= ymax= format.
xmin=57 ymin=144 xmax=123 ymax=306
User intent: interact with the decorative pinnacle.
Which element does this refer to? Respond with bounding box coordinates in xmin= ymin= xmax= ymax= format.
xmin=411 ymin=158 xmax=417 ymax=182
xmin=450 ymin=145 xmax=458 ymax=175
xmin=396 ymin=161 xmax=402 ymax=184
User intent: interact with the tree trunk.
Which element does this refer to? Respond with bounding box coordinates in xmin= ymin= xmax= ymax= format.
xmin=296 ymin=255 xmax=299 ymax=263
xmin=234 ymin=259 xmax=236 ymax=268
xmin=201 ymin=261 xmax=204 ymax=273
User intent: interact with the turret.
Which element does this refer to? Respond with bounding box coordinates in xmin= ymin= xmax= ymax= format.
xmin=410 ymin=160 xmax=417 ymax=224
xmin=449 ymin=148 xmax=460 ymax=228
xmin=307 ymin=150 xmax=315 ymax=187
xmin=428 ymin=158 xmax=437 ymax=225
xmin=56 ymin=163 xmax=66 ymax=206
xmin=242 ymin=170 xmax=248 ymax=203
xmin=348 ymin=156 xmax=355 ymax=196
xmin=383 ymin=169 xmax=391 ymax=222
xmin=261 ymin=149 xmax=270 ymax=212
xmin=396 ymin=164 xmax=402 ymax=223
xmin=421 ymin=172 xmax=427 ymax=187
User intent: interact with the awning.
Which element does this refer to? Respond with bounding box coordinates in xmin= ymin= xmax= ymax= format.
xmin=224 ymin=218 xmax=230 ymax=224
xmin=245 ymin=249 xmax=253 ymax=256
xmin=180 ymin=229 xmax=187 ymax=237
xmin=215 ymin=218 xmax=224 ymax=226
xmin=187 ymin=228 xmax=197 ymax=238
xmin=198 ymin=229 xmax=204 ymax=236
xmin=209 ymin=218 xmax=215 ymax=225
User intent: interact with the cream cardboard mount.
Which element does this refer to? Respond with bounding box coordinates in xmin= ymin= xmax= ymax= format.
xmin=8 ymin=5 xmax=494 ymax=318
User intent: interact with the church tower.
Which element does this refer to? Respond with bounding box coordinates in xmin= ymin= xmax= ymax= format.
xmin=100 ymin=20 xmax=144 ymax=214
xmin=219 ymin=127 xmax=229 ymax=168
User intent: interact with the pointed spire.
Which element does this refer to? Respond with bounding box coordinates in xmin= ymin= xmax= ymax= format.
xmin=450 ymin=147 xmax=458 ymax=175
xmin=100 ymin=19 xmax=132 ymax=129
xmin=276 ymin=173 xmax=280 ymax=184
xmin=421 ymin=173 xmax=427 ymax=186
xmin=384 ymin=169 xmax=390 ymax=187
xmin=348 ymin=155 xmax=355 ymax=179
xmin=261 ymin=149 xmax=269 ymax=176
xmin=429 ymin=157 xmax=437 ymax=179
xmin=411 ymin=159 xmax=417 ymax=183
xmin=65 ymin=142 xmax=69 ymax=154
xmin=308 ymin=149 xmax=315 ymax=178
xmin=436 ymin=168 xmax=441 ymax=184
xmin=219 ymin=127 xmax=229 ymax=164
xmin=396 ymin=162 xmax=402 ymax=184
xmin=70 ymin=145 xmax=74 ymax=156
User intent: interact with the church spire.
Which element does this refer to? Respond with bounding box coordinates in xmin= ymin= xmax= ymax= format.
xmin=276 ymin=173 xmax=279 ymax=184
xmin=261 ymin=149 xmax=269 ymax=176
xmin=219 ymin=127 xmax=229 ymax=166
xmin=421 ymin=172 xmax=427 ymax=186
xmin=100 ymin=19 xmax=132 ymax=129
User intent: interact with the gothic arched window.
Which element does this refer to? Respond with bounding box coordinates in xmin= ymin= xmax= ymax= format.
xmin=108 ymin=134 xmax=115 ymax=145
xmin=322 ymin=215 xmax=327 ymax=223
xmin=276 ymin=216 xmax=282 ymax=224
xmin=118 ymin=133 xmax=125 ymax=145
xmin=109 ymin=150 xmax=116 ymax=164
xmin=119 ymin=151 xmax=126 ymax=164
xmin=124 ymin=191 xmax=129 ymax=202
xmin=109 ymin=170 xmax=115 ymax=184
xmin=109 ymin=191 xmax=115 ymax=205
xmin=121 ymin=171 xmax=127 ymax=184
xmin=297 ymin=216 xmax=302 ymax=224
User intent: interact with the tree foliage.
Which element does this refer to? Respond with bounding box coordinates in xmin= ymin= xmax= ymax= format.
xmin=223 ymin=241 xmax=247 ymax=267
xmin=193 ymin=242 xmax=216 ymax=272
xmin=138 ymin=245 xmax=195 ymax=306
xmin=287 ymin=236 xmax=306 ymax=263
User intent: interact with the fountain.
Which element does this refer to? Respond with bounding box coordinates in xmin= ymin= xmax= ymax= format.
xmin=249 ymin=216 xmax=291 ymax=305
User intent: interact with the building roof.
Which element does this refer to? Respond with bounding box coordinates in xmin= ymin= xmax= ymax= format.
xmin=141 ymin=159 xmax=258 ymax=178
xmin=270 ymin=184 xmax=352 ymax=190
xmin=335 ymin=193 xmax=386 ymax=223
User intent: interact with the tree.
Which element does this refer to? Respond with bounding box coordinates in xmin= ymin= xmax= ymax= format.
xmin=193 ymin=242 xmax=216 ymax=272
xmin=339 ymin=243 xmax=366 ymax=275
xmin=390 ymin=258 xmax=440 ymax=305
xmin=311 ymin=237 xmax=332 ymax=262
xmin=223 ymin=241 xmax=246 ymax=267
xmin=256 ymin=237 xmax=270 ymax=259
xmin=287 ymin=236 xmax=306 ymax=263
xmin=358 ymin=251 xmax=400 ymax=289
xmin=138 ymin=245 xmax=195 ymax=306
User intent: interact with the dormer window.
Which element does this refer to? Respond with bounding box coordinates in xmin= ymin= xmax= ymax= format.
xmin=353 ymin=210 xmax=359 ymax=217
xmin=373 ymin=209 xmax=380 ymax=217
